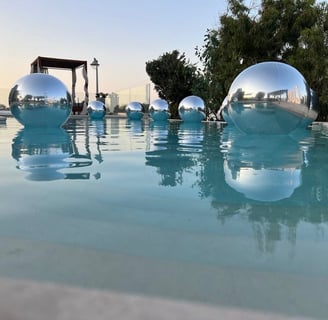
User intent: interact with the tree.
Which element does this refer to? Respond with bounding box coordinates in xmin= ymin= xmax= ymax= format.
xmin=197 ymin=0 xmax=328 ymax=119
xmin=286 ymin=1 xmax=328 ymax=120
xmin=146 ymin=50 xmax=200 ymax=118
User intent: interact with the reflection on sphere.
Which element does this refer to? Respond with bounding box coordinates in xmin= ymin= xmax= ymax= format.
xmin=9 ymin=73 xmax=72 ymax=127
xmin=126 ymin=101 xmax=144 ymax=120
xmin=149 ymin=99 xmax=170 ymax=121
xmin=87 ymin=100 xmax=106 ymax=119
xmin=226 ymin=61 xmax=318 ymax=134
xmin=219 ymin=96 xmax=234 ymax=125
xmin=178 ymin=95 xmax=206 ymax=122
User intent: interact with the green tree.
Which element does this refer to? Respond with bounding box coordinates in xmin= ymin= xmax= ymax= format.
xmin=197 ymin=0 xmax=328 ymax=119
xmin=286 ymin=1 xmax=328 ymax=120
xmin=145 ymin=50 xmax=200 ymax=118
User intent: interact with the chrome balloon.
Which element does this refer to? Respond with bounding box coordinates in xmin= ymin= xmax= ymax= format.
xmin=149 ymin=98 xmax=171 ymax=121
xmin=87 ymin=100 xmax=106 ymax=119
xmin=218 ymin=96 xmax=234 ymax=125
xmin=126 ymin=101 xmax=144 ymax=120
xmin=178 ymin=95 xmax=206 ymax=122
xmin=9 ymin=73 xmax=72 ymax=127
xmin=226 ymin=61 xmax=318 ymax=134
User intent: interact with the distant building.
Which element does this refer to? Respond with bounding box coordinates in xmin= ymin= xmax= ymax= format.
xmin=106 ymin=93 xmax=119 ymax=113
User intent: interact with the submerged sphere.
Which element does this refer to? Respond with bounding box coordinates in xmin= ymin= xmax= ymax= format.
xmin=178 ymin=95 xmax=206 ymax=122
xmin=87 ymin=100 xmax=106 ymax=119
xmin=126 ymin=101 xmax=144 ymax=120
xmin=9 ymin=73 xmax=72 ymax=127
xmin=149 ymin=99 xmax=170 ymax=121
xmin=226 ymin=61 xmax=318 ymax=134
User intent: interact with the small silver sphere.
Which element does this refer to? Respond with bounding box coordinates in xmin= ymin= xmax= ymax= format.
xmin=126 ymin=101 xmax=144 ymax=120
xmin=87 ymin=100 xmax=106 ymax=119
xmin=9 ymin=73 xmax=72 ymax=127
xmin=149 ymin=99 xmax=171 ymax=121
xmin=178 ymin=95 xmax=206 ymax=122
xmin=226 ymin=61 xmax=318 ymax=134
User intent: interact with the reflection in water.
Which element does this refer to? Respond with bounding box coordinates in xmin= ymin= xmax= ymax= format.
xmin=146 ymin=121 xmax=328 ymax=254
xmin=12 ymin=118 xmax=110 ymax=181
xmin=12 ymin=127 xmax=92 ymax=181
xmin=64 ymin=118 xmax=109 ymax=180
xmin=10 ymin=118 xmax=328 ymax=256
xmin=215 ymin=127 xmax=328 ymax=254
xmin=125 ymin=119 xmax=146 ymax=151
xmin=126 ymin=119 xmax=144 ymax=134
xmin=146 ymin=121 xmax=206 ymax=186
xmin=3 ymin=118 xmax=328 ymax=317
xmin=177 ymin=122 xmax=205 ymax=152
xmin=146 ymin=121 xmax=224 ymax=189
xmin=90 ymin=119 xmax=107 ymax=167
xmin=222 ymin=127 xmax=305 ymax=201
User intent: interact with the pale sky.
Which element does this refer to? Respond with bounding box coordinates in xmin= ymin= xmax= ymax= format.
xmin=0 ymin=0 xmax=228 ymax=99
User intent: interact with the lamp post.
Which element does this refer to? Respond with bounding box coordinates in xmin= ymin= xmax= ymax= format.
xmin=90 ymin=58 xmax=99 ymax=97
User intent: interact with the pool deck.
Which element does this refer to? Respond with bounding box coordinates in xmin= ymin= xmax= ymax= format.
xmin=1 ymin=110 xmax=328 ymax=129
xmin=0 ymin=277 xmax=312 ymax=320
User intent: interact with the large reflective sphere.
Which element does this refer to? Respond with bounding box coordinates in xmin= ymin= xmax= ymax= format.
xmin=178 ymin=95 xmax=206 ymax=122
xmin=219 ymin=96 xmax=234 ymax=125
xmin=149 ymin=99 xmax=171 ymax=121
xmin=87 ymin=100 xmax=106 ymax=119
xmin=9 ymin=73 xmax=72 ymax=127
xmin=126 ymin=101 xmax=144 ymax=120
xmin=226 ymin=61 xmax=319 ymax=134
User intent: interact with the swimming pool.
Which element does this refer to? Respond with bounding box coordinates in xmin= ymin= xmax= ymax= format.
xmin=0 ymin=116 xmax=327 ymax=319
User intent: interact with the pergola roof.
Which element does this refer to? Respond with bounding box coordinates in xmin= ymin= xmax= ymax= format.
xmin=31 ymin=56 xmax=87 ymax=72
xmin=30 ymin=56 xmax=90 ymax=113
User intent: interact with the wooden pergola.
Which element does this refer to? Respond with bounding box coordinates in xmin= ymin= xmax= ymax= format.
xmin=30 ymin=56 xmax=89 ymax=114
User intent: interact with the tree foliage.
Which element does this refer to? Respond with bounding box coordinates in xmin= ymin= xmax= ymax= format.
xmin=197 ymin=0 xmax=328 ymax=119
xmin=145 ymin=50 xmax=199 ymax=118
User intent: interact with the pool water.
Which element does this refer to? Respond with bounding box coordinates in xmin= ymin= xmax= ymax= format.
xmin=0 ymin=116 xmax=328 ymax=318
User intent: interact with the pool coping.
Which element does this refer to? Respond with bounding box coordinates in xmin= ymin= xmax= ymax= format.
xmin=0 ymin=277 xmax=312 ymax=320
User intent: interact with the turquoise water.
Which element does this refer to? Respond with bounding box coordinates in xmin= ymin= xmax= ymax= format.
xmin=0 ymin=117 xmax=328 ymax=318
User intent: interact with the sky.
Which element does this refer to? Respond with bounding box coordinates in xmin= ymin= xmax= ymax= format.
xmin=0 ymin=0 xmax=228 ymax=102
